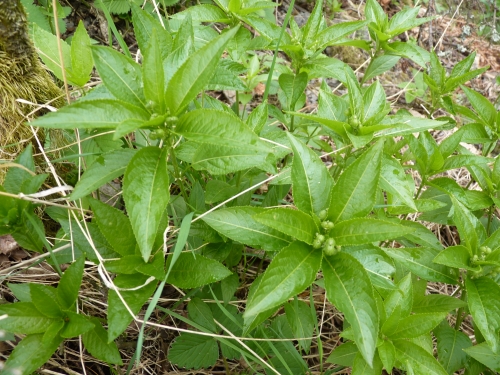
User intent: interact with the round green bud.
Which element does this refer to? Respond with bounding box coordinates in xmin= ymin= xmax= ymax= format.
xmin=318 ymin=210 xmax=328 ymax=221
xmin=472 ymin=255 xmax=479 ymax=263
xmin=313 ymin=239 xmax=323 ymax=249
xmin=323 ymin=243 xmax=336 ymax=256
xmin=149 ymin=129 xmax=166 ymax=140
xmin=321 ymin=220 xmax=334 ymax=231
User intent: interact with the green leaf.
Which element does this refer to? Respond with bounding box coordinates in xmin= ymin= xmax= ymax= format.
xmin=331 ymin=218 xmax=414 ymax=245
xmin=0 ymin=302 xmax=58 ymax=334
xmin=204 ymin=180 xmax=239 ymax=204
xmin=383 ymin=247 xmax=459 ymax=284
xmin=71 ymin=149 xmax=136 ymax=200
xmin=89 ymin=198 xmax=137 ymax=256
xmin=176 ymin=4 xmax=229 ymax=22
xmin=466 ymin=276 xmax=500 ymax=353
xmin=30 ymin=284 xmax=62 ymax=318
xmin=69 ymin=21 xmax=93 ymax=86
xmin=284 ymin=300 xmax=315 ymax=353
xmin=0 ymin=333 xmax=63 ymax=375
xmin=165 ymin=26 xmax=239 ymax=114
xmin=362 ymin=54 xmax=400 ymax=83
xmin=3 ymin=145 xmax=35 ymax=194
xmin=363 ymin=80 xmax=389 ymax=126
xmin=244 ymin=241 xmax=322 ymax=321
xmin=31 ymin=23 xmax=72 ymax=83
xmin=389 ymin=312 xmax=447 ymax=339
xmin=365 ymin=0 xmax=387 ymax=29
xmin=107 ymin=274 xmax=158 ymax=341
xmin=166 ymin=253 xmax=232 ymax=288
xmin=60 ymin=311 xmax=95 ymax=338
xmin=57 ymin=256 xmax=85 ymax=310
xmin=352 ymin=352 xmax=383 ymax=375
xmin=326 ymin=341 xmax=358 ymax=366
xmin=279 ymin=72 xmax=308 ymax=110
xmin=202 ymin=206 xmax=292 ymax=252
xmin=188 ymin=297 xmax=216 ymax=332
xmin=412 ymin=294 xmax=467 ymax=314
xmin=254 ymin=208 xmax=317 ymax=245
xmin=177 ymin=109 xmax=270 ymax=151
xmin=380 ymin=155 xmax=417 ymax=210
xmin=92 ymin=46 xmax=146 ymax=109
xmin=288 ymin=133 xmax=334 ymax=217
xmin=301 ymin=0 xmax=324 ymax=47
xmin=176 ymin=109 xmax=273 ymax=174
xmin=464 ymin=342 xmax=500 ymax=371
xmin=168 ymin=333 xmax=219 ymax=369
xmin=315 ymin=21 xmax=369 ymax=50
xmin=328 ymin=140 xmax=383 ymax=223
xmin=433 ymin=245 xmax=476 ymax=271
xmin=82 ymin=318 xmax=123 ymax=365
xmin=322 ymin=252 xmax=379 ymax=366
xmin=142 ymin=29 xmax=166 ymax=114
xmin=343 ymin=245 xmax=396 ymax=290
xmin=450 ymin=195 xmax=482 ymax=254
xmin=131 ymin=3 xmax=172 ymax=57
xmin=247 ymin=101 xmax=269 ymax=134
xmin=378 ymin=340 xmax=396 ymax=373
xmin=434 ymin=322 xmax=472 ymax=374
xmin=123 ymin=147 xmax=170 ymax=262
xmin=384 ymin=273 xmax=413 ymax=317
xmin=31 ymin=99 xmax=150 ymax=130
xmin=393 ymin=339 xmax=448 ymax=375
xmin=461 ymin=85 xmax=497 ymax=127
xmin=387 ymin=7 xmax=433 ymax=36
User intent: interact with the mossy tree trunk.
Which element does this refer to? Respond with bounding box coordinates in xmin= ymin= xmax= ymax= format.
xmin=0 ymin=0 xmax=64 ymax=158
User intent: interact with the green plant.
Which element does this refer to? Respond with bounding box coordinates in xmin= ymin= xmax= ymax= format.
xmin=1 ymin=0 xmax=500 ymax=373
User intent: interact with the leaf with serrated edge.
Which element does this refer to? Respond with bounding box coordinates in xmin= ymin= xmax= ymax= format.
xmin=92 ymin=46 xmax=146 ymax=108
xmin=123 ymin=147 xmax=169 ymax=262
xmin=142 ymin=29 xmax=165 ymax=114
xmin=329 ymin=140 xmax=383 ymax=223
xmin=322 ymin=252 xmax=379 ymax=366
xmin=254 ymin=208 xmax=317 ymax=245
xmin=380 ymin=156 xmax=417 ymax=210
xmin=244 ymin=241 xmax=322 ymax=320
xmin=393 ymin=339 xmax=448 ymax=375
xmin=389 ymin=312 xmax=447 ymax=339
xmin=165 ymin=26 xmax=239 ymax=114
xmin=202 ymin=207 xmax=292 ymax=252
xmin=89 ymin=198 xmax=136 ymax=256
xmin=288 ymin=133 xmax=333 ymax=216
xmin=0 ymin=302 xmax=58 ymax=334
xmin=1 ymin=333 xmax=63 ymax=375
xmin=331 ymin=218 xmax=414 ymax=245
xmin=168 ymin=333 xmax=219 ymax=369
xmin=57 ymin=256 xmax=85 ymax=310
xmin=434 ymin=322 xmax=472 ymax=374
xmin=82 ymin=318 xmax=123 ymax=365
xmin=383 ymin=247 xmax=459 ymax=284
xmin=466 ymin=277 xmax=500 ymax=353
xmin=71 ymin=149 xmax=136 ymax=200
xmin=464 ymin=342 xmax=500 ymax=371
xmin=31 ymin=99 xmax=150 ymax=130
xmin=166 ymin=253 xmax=232 ymax=288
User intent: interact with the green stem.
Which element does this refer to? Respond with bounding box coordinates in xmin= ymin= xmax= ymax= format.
xmin=454 ymin=284 xmax=467 ymax=330
xmin=169 ymin=139 xmax=189 ymax=202
xmin=262 ymin=0 xmax=296 ymax=101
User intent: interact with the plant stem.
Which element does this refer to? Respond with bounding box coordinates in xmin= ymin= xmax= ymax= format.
xmin=262 ymin=0 xmax=296 ymax=102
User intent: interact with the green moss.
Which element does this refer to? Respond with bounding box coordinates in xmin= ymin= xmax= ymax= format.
xmin=0 ymin=0 xmax=65 ymax=182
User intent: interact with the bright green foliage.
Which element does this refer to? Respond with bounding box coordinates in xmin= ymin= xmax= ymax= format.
xmin=2 ymin=0 xmax=500 ymax=373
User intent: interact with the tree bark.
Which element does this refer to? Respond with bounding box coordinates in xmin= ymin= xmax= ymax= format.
xmin=0 ymin=0 xmax=64 ymax=160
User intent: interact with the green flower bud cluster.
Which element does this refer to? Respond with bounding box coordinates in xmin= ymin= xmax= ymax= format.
xmin=489 ymin=266 xmax=500 ymax=278
xmin=312 ymin=233 xmax=341 ymax=256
